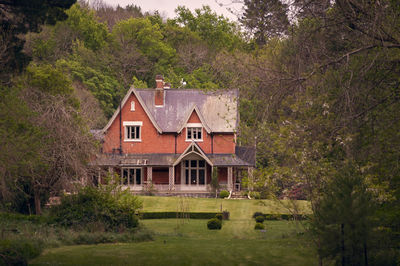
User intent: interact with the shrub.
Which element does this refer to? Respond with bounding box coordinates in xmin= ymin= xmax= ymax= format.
xmin=252 ymin=212 xmax=264 ymax=218
xmin=219 ymin=190 xmax=229 ymax=198
xmin=51 ymin=185 xmax=142 ymax=231
xmin=264 ymin=214 xmax=279 ymax=220
xmin=207 ymin=218 xmax=222 ymax=230
xmin=250 ymin=191 xmax=261 ymax=199
xmin=215 ymin=213 xmax=223 ymax=221
xmin=254 ymin=223 xmax=265 ymax=230
xmin=0 ymin=238 xmax=43 ymax=265
xmin=255 ymin=215 xmax=265 ymax=223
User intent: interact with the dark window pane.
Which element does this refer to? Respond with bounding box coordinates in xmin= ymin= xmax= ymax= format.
xmin=122 ymin=169 xmax=128 ymax=185
xmin=191 ymin=170 xmax=197 ymax=184
xmin=193 ymin=129 xmax=197 ymax=139
xmin=185 ymin=160 xmax=189 ymax=167
xmin=135 ymin=126 xmax=140 ymax=139
xmin=191 ymin=160 xmax=197 ymax=167
xmin=198 ymin=129 xmax=202 ymax=139
xmin=199 ymin=169 xmax=205 ymax=184
xmin=199 ymin=160 xmax=205 ymax=167
xmin=187 ymin=128 xmax=191 ymax=139
xmin=129 ymin=169 xmax=135 ymax=185
xmin=185 ymin=169 xmax=189 ymax=184
xmin=136 ymin=169 xmax=141 ymax=185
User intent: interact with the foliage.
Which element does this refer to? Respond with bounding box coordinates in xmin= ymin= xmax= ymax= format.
xmin=140 ymin=212 xmax=223 ymax=220
xmin=207 ymin=218 xmax=222 ymax=230
xmin=255 ymin=215 xmax=265 ymax=223
xmin=0 ymin=238 xmax=43 ymax=265
xmin=215 ymin=213 xmax=223 ymax=221
xmin=219 ymin=190 xmax=230 ymax=198
xmin=254 ymin=222 xmax=265 ymax=230
xmin=210 ymin=167 xmax=220 ymax=197
xmin=51 ymin=183 xmax=142 ymax=231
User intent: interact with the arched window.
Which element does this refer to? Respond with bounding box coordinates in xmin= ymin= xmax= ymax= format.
xmin=130 ymin=101 xmax=135 ymax=111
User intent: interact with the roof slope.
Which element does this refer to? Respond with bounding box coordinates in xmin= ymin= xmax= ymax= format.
xmin=137 ymin=89 xmax=238 ymax=133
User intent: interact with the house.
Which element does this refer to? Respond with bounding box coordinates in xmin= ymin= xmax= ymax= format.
xmin=93 ymin=75 xmax=255 ymax=195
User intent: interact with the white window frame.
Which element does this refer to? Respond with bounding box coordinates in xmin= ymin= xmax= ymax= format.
xmin=130 ymin=101 xmax=135 ymax=111
xmin=186 ymin=123 xmax=203 ymax=142
xmin=121 ymin=167 xmax=143 ymax=186
xmin=183 ymin=159 xmax=207 ymax=186
xmin=123 ymin=121 xmax=142 ymax=142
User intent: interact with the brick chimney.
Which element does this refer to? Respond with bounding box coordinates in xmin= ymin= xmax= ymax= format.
xmin=155 ymin=75 xmax=164 ymax=106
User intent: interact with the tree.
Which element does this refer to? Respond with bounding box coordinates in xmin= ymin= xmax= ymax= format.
xmin=0 ymin=0 xmax=76 ymax=84
xmin=240 ymin=0 xmax=289 ymax=45
xmin=311 ymin=164 xmax=374 ymax=265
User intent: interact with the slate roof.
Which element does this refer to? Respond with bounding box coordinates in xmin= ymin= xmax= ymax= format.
xmin=103 ymin=87 xmax=238 ymax=134
xmin=136 ymin=89 xmax=238 ymax=133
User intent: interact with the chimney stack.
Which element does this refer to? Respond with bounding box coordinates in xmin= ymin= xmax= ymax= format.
xmin=155 ymin=75 xmax=164 ymax=106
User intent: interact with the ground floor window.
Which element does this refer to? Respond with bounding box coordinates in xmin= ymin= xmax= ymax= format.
xmin=183 ymin=160 xmax=206 ymax=185
xmin=121 ymin=167 xmax=142 ymax=186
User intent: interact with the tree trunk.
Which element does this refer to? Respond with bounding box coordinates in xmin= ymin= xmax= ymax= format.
xmin=34 ymin=189 xmax=41 ymax=215
xmin=341 ymin=223 xmax=345 ymax=266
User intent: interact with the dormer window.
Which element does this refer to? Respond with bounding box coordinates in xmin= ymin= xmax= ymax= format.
xmin=186 ymin=123 xmax=203 ymax=141
xmin=130 ymin=101 xmax=135 ymax=111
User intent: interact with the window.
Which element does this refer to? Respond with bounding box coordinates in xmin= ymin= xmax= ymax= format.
xmin=123 ymin=121 xmax=142 ymax=141
xmin=130 ymin=101 xmax=135 ymax=111
xmin=186 ymin=127 xmax=202 ymax=141
xmin=183 ymin=159 xmax=206 ymax=185
xmin=121 ymin=168 xmax=142 ymax=186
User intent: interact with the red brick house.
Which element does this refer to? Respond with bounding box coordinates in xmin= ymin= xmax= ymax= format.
xmin=93 ymin=75 xmax=255 ymax=195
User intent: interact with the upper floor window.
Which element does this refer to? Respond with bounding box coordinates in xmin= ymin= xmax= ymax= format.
xmin=187 ymin=127 xmax=202 ymax=141
xmin=130 ymin=101 xmax=135 ymax=111
xmin=123 ymin=121 xmax=142 ymax=142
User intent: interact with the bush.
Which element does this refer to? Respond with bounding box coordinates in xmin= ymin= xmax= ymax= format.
xmin=0 ymin=238 xmax=43 ymax=265
xmin=219 ymin=190 xmax=229 ymax=198
xmin=207 ymin=218 xmax=222 ymax=230
xmin=51 ymin=185 xmax=142 ymax=231
xmin=250 ymin=191 xmax=261 ymax=199
xmin=253 ymin=212 xmax=264 ymax=218
xmin=255 ymin=215 xmax=265 ymax=223
xmin=254 ymin=223 xmax=265 ymax=230
xmin=215 ymin=213 xmax=223 ymax=221
xmin=140 ymin=212 xmax=222 ymax=219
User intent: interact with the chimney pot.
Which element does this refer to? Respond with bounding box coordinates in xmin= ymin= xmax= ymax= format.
xmin=155 ymin=75 xmax=164 ymax=89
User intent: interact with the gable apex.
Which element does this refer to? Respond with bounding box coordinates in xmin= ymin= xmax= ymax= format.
xmin=102 ymin=86 xmax=162 ymax=134
xmin=177 ymin=106 xmax=211 ymax=134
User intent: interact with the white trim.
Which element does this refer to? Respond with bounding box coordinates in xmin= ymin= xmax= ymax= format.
xmin=130 ymin=101 xmax=135 ymax=111
xmin=102 ymin=86 xmax=162 ymax=134
xmin=177 ymin=106 xmax=211 ymax=134
xmin=173 ymin=142 xmax=213 ymax=167
xmin=186 ymin=127 xmax=203 ymax=142
xmin=123 ymin=121 xmax=143 ymax=126
xmin=187 ymin=123 xmax=202 ymax=127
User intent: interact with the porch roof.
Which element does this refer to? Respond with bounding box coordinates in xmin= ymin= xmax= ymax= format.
xmin=94 ymin=152 xmax=253 ymax=167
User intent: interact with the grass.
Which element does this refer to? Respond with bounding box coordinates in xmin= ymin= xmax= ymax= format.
xmin=30 ymin=197 xmax=317 ymax=265
xmin=139 ymin=196 xmax=312 ymax=219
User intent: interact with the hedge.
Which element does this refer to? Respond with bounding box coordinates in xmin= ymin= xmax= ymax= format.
xmin=252 ymin=212 xmax=309 ymax=221
xmin=140 ymin=212 xmax=228 ymax=220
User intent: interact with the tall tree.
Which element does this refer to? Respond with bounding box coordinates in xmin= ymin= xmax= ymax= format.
xmin=0 ymin=0 xmax=76 ymax=84
xmin=240 ymin=0 xmax=289 ymax=45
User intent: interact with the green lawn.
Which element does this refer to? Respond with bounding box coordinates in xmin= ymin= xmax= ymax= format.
xmin=30 ymin=197 xmax=317 ymax=265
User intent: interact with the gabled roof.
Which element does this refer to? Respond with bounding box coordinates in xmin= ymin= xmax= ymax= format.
xmin=102 ymin=86 xmax=162 ymax=133
xmin=177 ymin=106 xmax=211 ymax=134
xmin=173 ymin=141 xmax=213 ymax=167
xmin=137 ymin=89 xmax=238 ymax=133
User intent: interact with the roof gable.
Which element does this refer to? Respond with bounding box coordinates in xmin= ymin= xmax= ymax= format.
xmin=177 ymin=106 xmax=211 ymax=134
xmin=102 ymin=86 xmax=162 ymax=133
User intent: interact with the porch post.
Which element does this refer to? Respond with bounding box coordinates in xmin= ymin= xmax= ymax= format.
xmin=147 ymin=166 xmax=152 ymax=189
xmin=227 ymin=166 xmax=233 ymax=191
xmin=169 ymin=166 xmax=175 ymax=191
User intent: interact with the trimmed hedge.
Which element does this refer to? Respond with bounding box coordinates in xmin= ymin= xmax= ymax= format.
xmin=140 ymin=212 xmax=228 ymax=220
xmin=252 ymin=212 xmax=309 ymax=221
xmin=219 ymin=190 xmax=230 ymax=198
xmin=254 ymin=222 xmax=265 ymax=230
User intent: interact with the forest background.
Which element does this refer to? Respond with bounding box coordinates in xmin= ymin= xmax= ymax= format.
xmin=1 ymin=0 xmax=399 ymax=264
